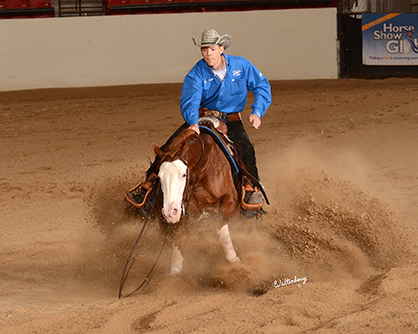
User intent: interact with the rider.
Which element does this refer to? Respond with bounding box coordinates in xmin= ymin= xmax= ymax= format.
xmin=126 ymin=29 xmax=272 ymax=218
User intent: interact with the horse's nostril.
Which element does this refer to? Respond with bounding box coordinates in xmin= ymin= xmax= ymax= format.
xmin=162 ymin=207 xmax=179 ymax=218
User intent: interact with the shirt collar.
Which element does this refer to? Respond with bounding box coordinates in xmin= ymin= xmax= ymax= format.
xmin=223 ymin=53 xmax=230 ymax=66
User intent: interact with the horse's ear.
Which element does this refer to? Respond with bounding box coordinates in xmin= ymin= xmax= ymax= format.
xmin=152 ymin=142 xmax=163 ymax=158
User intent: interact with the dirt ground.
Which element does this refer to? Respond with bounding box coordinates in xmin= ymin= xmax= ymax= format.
xmin=1 ymin=78 xmax=418 ymax=334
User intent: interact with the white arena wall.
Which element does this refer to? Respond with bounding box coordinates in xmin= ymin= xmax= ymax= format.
xmin=0 ymin=8 xmax=337 ymax=92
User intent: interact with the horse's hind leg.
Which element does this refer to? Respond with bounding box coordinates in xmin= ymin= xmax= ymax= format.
xmin=217 ymin=224 xmax=239 ymax=263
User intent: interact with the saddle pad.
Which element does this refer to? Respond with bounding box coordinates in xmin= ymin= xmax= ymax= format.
xmin=199 ymin=126 xmax=239 ymax=178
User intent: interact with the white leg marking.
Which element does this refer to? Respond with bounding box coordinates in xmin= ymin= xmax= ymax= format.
xmin=217 ymin=224 xmax=239 ymax=263
xmin=170 ymin=243 xmax=184 ymax=275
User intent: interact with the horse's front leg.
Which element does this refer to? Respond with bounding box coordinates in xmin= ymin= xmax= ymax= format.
xmin=217 ymin=191 xmax=239 ymax=263
xmin=170 ymin=231 xmax=186 ymax=275
xmin=217 ymin=224 xmax=239 ymax=263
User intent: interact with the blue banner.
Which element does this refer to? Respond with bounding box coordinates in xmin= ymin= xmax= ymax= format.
xmin=362 ymin=13 xmax=418 ymax=65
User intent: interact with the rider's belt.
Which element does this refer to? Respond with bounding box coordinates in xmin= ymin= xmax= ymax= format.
xmin=199 ymin=108 xmax=241 ymax=122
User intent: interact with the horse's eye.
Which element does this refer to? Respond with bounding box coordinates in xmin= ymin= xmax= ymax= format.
xmin=183 ymin=174 xmax=187 ymax=178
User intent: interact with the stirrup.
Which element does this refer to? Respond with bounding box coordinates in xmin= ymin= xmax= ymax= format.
xmin=240 ymin=178 xmax=264 ymax=219
xmin=125 ymin=173 xmax=158 ymax=216
xmin=240 ymin=184 xmax=263 ymax=212
xmin=125 ymin=185 xmax=151 ymax=208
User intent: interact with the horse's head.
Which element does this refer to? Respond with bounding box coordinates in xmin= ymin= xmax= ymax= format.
xmin=157 ymin=159 xmax=187 ymax=223
xmin=153 ymin=129 xmax=200 ymax=224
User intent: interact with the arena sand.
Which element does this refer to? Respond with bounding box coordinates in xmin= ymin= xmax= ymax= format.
xmin=1 ymin=78 xmax=417 ymax=333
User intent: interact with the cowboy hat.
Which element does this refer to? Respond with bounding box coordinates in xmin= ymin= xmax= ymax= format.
xmin=192 ymin=29 xmax=232 ymax=50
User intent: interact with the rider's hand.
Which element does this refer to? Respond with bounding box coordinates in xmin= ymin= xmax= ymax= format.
xmin=249 ymin=114 xmax=261 ymax=129
xmin=188 ymin=123 xmax=200 ymax=134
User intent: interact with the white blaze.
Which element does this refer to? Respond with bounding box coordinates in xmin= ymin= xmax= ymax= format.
xmin=158 ymin=160 xmax=187 ymax=223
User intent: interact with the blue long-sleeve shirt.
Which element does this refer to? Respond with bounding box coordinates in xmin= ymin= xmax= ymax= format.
xmin=180 ymin=54 xmax=272 ymax=126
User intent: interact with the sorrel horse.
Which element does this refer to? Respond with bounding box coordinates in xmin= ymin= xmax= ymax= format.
xmin=152 ymin=127 xmax=240 ymax=275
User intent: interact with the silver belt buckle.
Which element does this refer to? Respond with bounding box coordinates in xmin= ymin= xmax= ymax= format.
xmin=209 ymin=110 xmax=221 ymax=118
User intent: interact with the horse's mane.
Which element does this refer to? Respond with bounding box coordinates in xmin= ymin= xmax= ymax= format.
xmin=162 ymin=128 xmax=198 ymax=161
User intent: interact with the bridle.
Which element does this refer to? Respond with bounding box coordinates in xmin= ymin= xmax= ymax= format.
xmin=176 ymin=132 xmax=205 ymax=224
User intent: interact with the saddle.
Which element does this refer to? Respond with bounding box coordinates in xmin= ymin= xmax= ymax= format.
xmin=198 ymin=107 xmax=228 ymax=135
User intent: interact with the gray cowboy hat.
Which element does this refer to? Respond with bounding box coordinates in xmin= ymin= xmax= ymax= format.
xmin=192 ymin=29 xmax=232 ymax=50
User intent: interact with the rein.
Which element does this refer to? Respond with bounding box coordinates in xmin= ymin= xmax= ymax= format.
xmin=179 ymin=132 xmax=205 ymax=224
xmin=118 ymin=185 xmax=168 ymax=298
